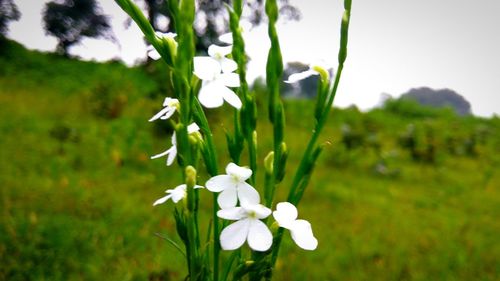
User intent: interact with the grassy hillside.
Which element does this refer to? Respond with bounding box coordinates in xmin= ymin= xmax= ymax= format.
xmin=0 ymin=40 xmax=499 ymax=280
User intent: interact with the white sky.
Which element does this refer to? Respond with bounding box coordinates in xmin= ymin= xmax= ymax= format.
xmin=7 ymin=0 xmax=500 ymax=117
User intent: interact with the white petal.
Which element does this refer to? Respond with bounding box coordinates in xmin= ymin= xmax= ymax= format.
xmin=243 ymin=203 xmax=271 ymax=219
xmin=194 ymin=185 xmax=204 ymax=189
xmin=163 ymin=97 xmax=179 ymax=107
xmin=237 ymin=182 xmax=260 ymax=206
xmin=218 ymin=187 xmax=238 ymax=209
xmin=170 ymin=185 xmax=187 ymax=203
xmin=193 ymin=57 xmax=221 ymax=81
xmin=217 ymin=207 xmax=245 ymax=220
xmin=198 ymin=81 xmax=225 ymax=108
xmin=156 ymin=31 xmax=177 ymax=39
xmin=273 ymin=202 xmax=298 ymax=229
xmin=153 ymin=194 xmax=173 ymax=206
xmin=149 ymin=107 xmax=174 ymax=122
xmin=208 ymin=44 xmax=232 ymax=57
xmin=226 ymin=163 xmax=252 ymax=181
xmin=290 ymin=220 xmax=318 ymax=250
xmin=166 ymin=146 xmax=177 ymax=166
xmin=206 ymin=175 xmax=232 ymax=192
xmin=220 ymin=219 xmax=250 ymax=250
xmin=247 ymin=220 xmax=273 ymax=251
xmin=151 ymin=146 xmax=174 ymax=160
xmin=284 ymin=69 xmax=318 ymax=83
xmin=187 ymin=123 xmax=200 ymax=134
xmin=220 ymin=86 xmax=242 ymax=109
xmin=219 ymin=72 xmax=240 ymax=88
xmin=219 ymin=32 xmax=233 ymax=44
xmin=220 ymin=58 xmax=238 ymax=73
xmin=147 ymin=48 xmax=161 ymax=60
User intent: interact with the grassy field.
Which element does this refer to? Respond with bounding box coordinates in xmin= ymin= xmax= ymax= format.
xmin=0 ymin=40 xmax=499 ymax=280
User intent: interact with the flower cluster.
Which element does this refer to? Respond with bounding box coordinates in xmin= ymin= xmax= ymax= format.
xmin=148 ymin=27 xmax=318 ymax=253
xmin=153 ymin=162 xmax=318 ymax=252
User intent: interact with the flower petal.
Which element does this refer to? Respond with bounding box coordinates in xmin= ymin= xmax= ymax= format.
xmin=218 ymin=187 xmax=238 ymax=209
xmin=237 ymin=182 xmax=260 ymax=206
xmin=226 ymin=163 xmax=252 ymax=181
xmin=290 ymin=219 xmax=318 ymax=250
xmin=243 ymin=203 xmax=271 ymax=219
xmin=247 ymin=220 xmax=273 ymax=251
xmin=273 ymin=202 xmax=298 ymax=229
xmin=193 ymin=56 xmax=221 ymax=81
xmin=220 ymin=219 xmax=250 ymax=250
xmin=198 ymin=81 xmax=225 ymax=108
xmin=220 ymin=58 xmax=238 ymax=73
xmin=153 ymin=194 xmax=173 ymax=206
xmin=163 ymin=97 xmax=179 ymax=107
xmin=170 ymin=185 xmax=187 ymax=203
xmin=218 ymin=32 xmax=233 ymax=44
xmin=156 ymin=31 xmax=177 ymax=39
xmin=220 ymin=86 xmax=242 ymax=109
xmin=219 ymin=72 xmax=240 ymax=88
xmin=151 ymin=146 xmax=174 ymax=160
xmin=206 ymin=175 xmax=232 ymax=192
xmin=187 ymin=123 xmax=200 ymax=133
xmin=208 ymin=44 xmax=232 ymax=57
xmin=147 ymin=46 xmax=161 ymax=60
xmin=166 ymin=146 xmax=177 ymax=166
xmin=149 ymin=107 xmax=174 ymax=122
xmin=217 ymin=207 xmax=245 ymax=220
xmin=284 ymin=69 xmax=318 ymax=83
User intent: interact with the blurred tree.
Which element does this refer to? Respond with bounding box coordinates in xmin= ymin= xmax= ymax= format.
xmin=400 ymin=87 xmax=471 ymax=116
xmin=43 ymin=0 xmax=113 ymax=56
xmin=142 ymin=0 xmax=300 ymax=51
xmin=0 ymin=0 xmax=20 ymax=37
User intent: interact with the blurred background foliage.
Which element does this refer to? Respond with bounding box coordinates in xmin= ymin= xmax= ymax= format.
xmin=0 ymin=38 xmax=499 ymax=281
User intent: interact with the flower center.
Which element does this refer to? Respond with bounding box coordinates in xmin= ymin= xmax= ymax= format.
xmin=247 ymin=210 xmax=257 ymax=219
xmin=230 ymin=174 xmax=241 ymax=183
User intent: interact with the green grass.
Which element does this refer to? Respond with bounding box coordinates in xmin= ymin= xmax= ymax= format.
xmin=0 ymin=40 xmax=499 ymax=280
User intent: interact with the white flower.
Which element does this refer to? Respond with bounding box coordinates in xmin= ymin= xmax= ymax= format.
xmin=151 ymin=123 xmax=200 ymax=166
xmin=285 ymin=61 xmax=331 ymax=84
xmin=149 ymin=97 xmax=179 ymax=122
xmin=153 ymin=184 xmax=204 ymax=206
xmin=147 ymin=32 xmax=177 ymax=60
xmin=208 ymin=44 xmax=237 ymax=73
xmin=206 ymin=163 xmax=260 ymax=208
xmin=218 ymin=203 xmax=273 ymax=251
xmin=193 ymin=46 xmax=241 ymax=109
xmin=272 ymin=202 xmax=318 ymax=250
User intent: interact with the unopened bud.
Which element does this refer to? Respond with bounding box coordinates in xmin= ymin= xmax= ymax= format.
xmin=264 ymin=151 xmax=274 ymax=175
xmin=185 ymin=165 xmax=197 ymax=188
xmin=312 ymin=65 xmax=330 ymax=83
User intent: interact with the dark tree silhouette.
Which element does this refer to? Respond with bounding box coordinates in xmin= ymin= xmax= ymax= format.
xmin=0 ymin=0 xmax=20 ymax=36
xmin=43 ymin=0 xmax=113 ymax=56
xmin=401 ymin=87 xmax=472 ymax=116
xmin=142 ymin=0 xmax=300 ymax=51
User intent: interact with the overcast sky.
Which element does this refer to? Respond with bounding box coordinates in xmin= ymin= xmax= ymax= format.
xmin=7 ymin=0 xmax=500 ymax=117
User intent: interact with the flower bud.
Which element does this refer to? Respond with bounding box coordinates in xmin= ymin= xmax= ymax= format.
xmin=264 ymin=151 xmax=274 ymax=175
xmin=312 ymin=65 xmax=330 ymax=84
xmin=185 ymin=165 xmax=197 ymax=188
xmin=276 ymin=142 xmax=288 ymax=182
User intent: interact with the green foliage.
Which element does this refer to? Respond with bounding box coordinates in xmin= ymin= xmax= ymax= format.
xmin=1 ymin=41 xmax=499 ymax=280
